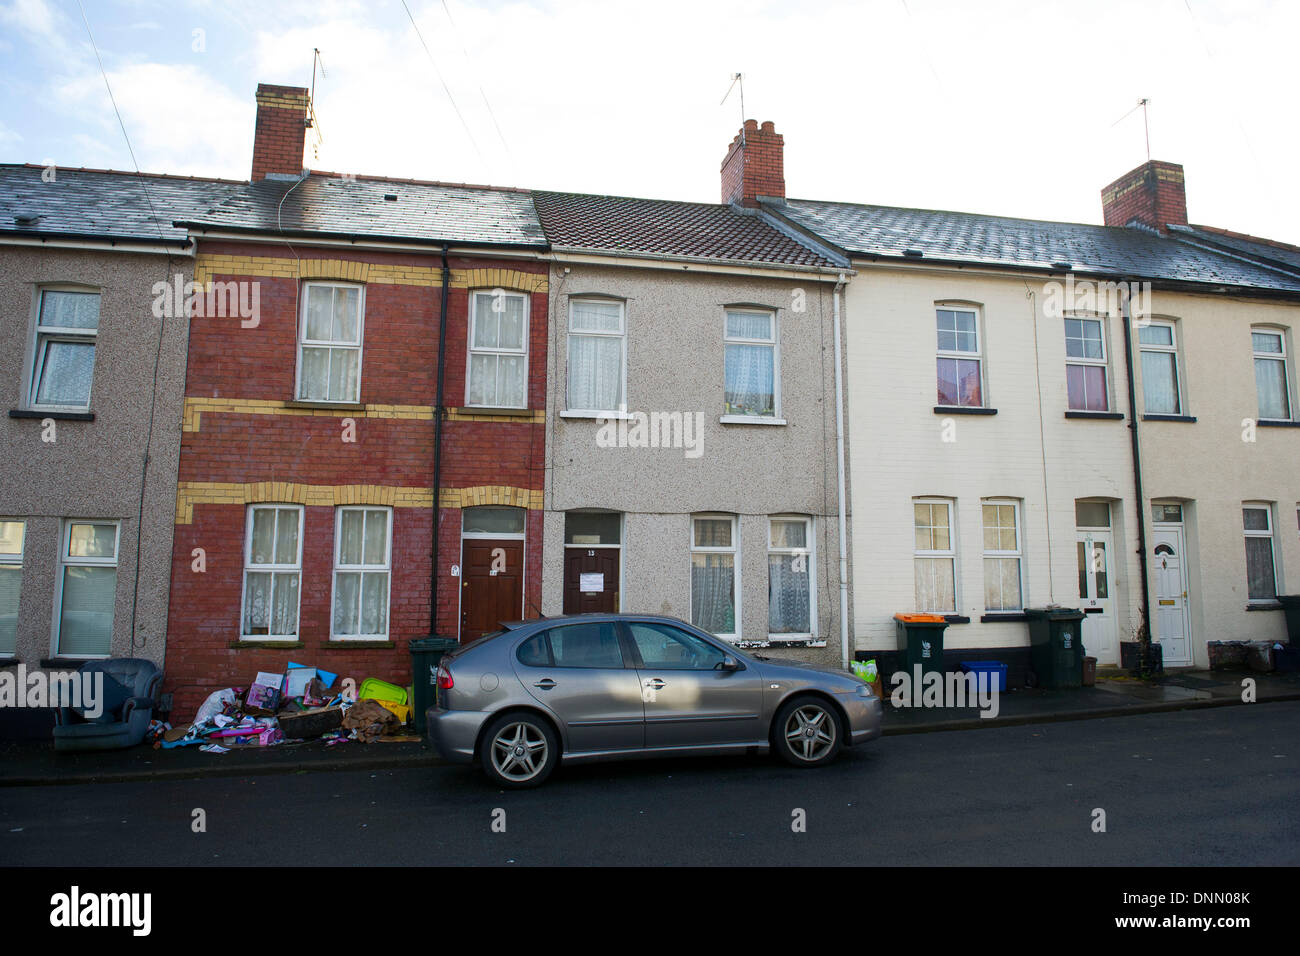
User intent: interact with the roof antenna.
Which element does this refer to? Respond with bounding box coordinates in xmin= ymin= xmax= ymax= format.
xmin=721 ymin=72 xmax=745 ymax=142
xmin=1111 ymin=97 xmax=1151 ymax=161
xmin=307 ymin=48 xmax=325 ymax=162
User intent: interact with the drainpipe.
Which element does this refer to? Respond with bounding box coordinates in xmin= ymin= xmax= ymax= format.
xmin=429 ymin=244 xmax=451 ymax=637
xmin=1119 ymin=284 xmax=1153 ymax=645
xmin=832 ymin=275 xmax=851 ymax=669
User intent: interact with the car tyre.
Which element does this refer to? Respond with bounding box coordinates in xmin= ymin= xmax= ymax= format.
xmin=772 ymin=695 xmax=844 ymax=768
xmin=479 ymin=711 xmax=559 ymax=789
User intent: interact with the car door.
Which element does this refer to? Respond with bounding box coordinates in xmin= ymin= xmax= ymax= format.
xmin=621 ymin=620 xmax=763 ymax=749
xmin=512 ymin=620 xmax=644 ymax=755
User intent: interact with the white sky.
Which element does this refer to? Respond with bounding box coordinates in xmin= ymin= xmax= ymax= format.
xmin=2 ymin=0 xmax=1297 ymax=242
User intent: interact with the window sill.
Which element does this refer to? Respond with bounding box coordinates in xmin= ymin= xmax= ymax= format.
xmin=980 ymin=612 xmax=1028 ymax=623
xmin=934 ymin=406 xmax=996 ymax=416
xmin=1245 ymin=602 xmax=1283 ymax=611
xmin=735 ymin=638 xmax=828 ymax=649
xmin=719 ymin=415 xmax=787 ymax=426
xmin=456 ymin=406 xmax=533 ymax=417
xmin=1142 ymin=414 xmax=1197 ymax=423
xmin=321 ymin=640 xmax=395 ymax=648
xmin=1256 ymin=419 xmax=1300 ymax=428
xmin=228 ymin=640 xmax=305 ymax=649
xmin=0 ymin=658 xmax=20 ymax=667
xmin=40 ymin=657 xmax=105 ymax=667
xmin=10 ymin=408 xmax=94 ymax=421
xmin=284 ymin=400 xmax=363 ymax=412
xmin=942 ymin=615 xmax=971 ymax=624
xmin=560 ymin=409 xmax=633 ymax=420
xmin=1065 ymin=410 xmax=1124 ymax=420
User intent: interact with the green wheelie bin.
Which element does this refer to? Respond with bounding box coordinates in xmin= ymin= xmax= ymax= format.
xmin=894 ymin=613 xmax=949 ymax=681
xmin=409 ymin=636 xmax=459 ymax=735
xmin=1024 ymin=607 xmax=1086 ymax=688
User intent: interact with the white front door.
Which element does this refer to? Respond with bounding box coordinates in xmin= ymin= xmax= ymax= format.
xmin=1076 ymin=530 xmax=1118 ymax=665
xmin=1152 ymin=524 xmax=1192 ymax=666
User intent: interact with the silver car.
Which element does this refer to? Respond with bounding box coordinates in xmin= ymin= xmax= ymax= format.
xmin=425 ymin=613 xmax=883 ymax=787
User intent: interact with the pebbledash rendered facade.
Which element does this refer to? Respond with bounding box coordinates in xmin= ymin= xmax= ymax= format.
xmin=2 ymin=84 xmax=1298 ymax=725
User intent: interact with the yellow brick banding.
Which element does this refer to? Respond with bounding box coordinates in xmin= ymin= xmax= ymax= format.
xmin=182 ymin=397 xmax=435 ymax=432
xmin=175 ymin=482 xmax=541 ymax=523
xmin=194 ymin=256 xmax=548 ymax=293
xmin=255 ymin=93 xmax=309 ymax=110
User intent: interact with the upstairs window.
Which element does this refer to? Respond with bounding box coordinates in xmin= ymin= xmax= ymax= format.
xmin=567 ymin=298 xmax=626 ymax=413
xmin=29 ymin=289 xmax=100 ymax=410
xmin=1065 ymin=317 xmax=1109 ymax=411
xmin=467 ymin=290 xmax=528 ymax=408
xmin=1252 ymin=329 xmax=1291 ymax=421
xmin=1139 ymin=321 xmax=1182 ymax=415
xmin=297 ymin=283 xmax=363 ymax=403
xmin=936 ymin=307 xmax=983 ymax=407
xmin=724 ymin=309 xmax=779 ymax=418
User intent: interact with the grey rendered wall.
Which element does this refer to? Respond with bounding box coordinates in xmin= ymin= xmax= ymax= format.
xmin=541 ymin=262 xmax=847 ymax=667
xmin=0 ymin=246 xmax=191 ymax=670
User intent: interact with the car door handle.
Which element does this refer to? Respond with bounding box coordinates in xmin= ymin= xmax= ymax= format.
xmin=645 ymin=678 xmax=666 ymax=689
xmin=533 ymin=679 xmax=556 ymax=690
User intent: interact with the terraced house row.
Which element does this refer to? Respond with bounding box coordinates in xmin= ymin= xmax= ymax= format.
xmin=1 ymin=83 xmax=1296 ymax=725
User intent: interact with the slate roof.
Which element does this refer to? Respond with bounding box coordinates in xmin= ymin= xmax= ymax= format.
xmin=766 ymin=198 xmax=1300 ymax=294
xmin=1171 ymin=224 xmax=1300 ymax=275
xmin=0 ymin=164 xmax=243 ymax=245
xmin=176 ymin=173 xmax=548 ymax=248
xmin=532 ymin=191 xmax=841 ymax=269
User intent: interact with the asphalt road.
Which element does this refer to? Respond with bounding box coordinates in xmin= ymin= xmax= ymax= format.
xmin=3 ymin=702 xmax=1297 ymax=866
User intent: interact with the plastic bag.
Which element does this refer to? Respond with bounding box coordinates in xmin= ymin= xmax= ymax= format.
xmin=193 ymin=688 xmax=237 ymax=726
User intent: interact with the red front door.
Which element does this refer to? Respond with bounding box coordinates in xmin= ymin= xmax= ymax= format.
xmin=461 ymin=538 xmax=524 ymax=640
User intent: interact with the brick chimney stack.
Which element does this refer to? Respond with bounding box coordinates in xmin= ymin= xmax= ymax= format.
xmin=1101 ymin=160 xmax=1188 ymax=233
xmin=721 ymin=119 xmax=785 ymax=208
xmin=250 ymin=83 xmax=311 ymax=182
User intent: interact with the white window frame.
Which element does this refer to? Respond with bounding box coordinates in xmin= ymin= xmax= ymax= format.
xmin=935 ymin=304 xmax=985 ymax=409
xmin=1243 ymin=503 xmax=1279 ymax=604
xmin=295 ymin=281 xmax=365 ymax=404
xmin=767 ymin=515 xmax=814 ymax=640
xmin=981 ymin=499 xmax=1024 ymax=612
xmin=466 ymin=289 xmax=529 ymax=409
xmin=690 ymin=514 xmax=740 ymax=641
xmin=53 ymin=519 xmax=120 ymax=659
xmin=723 ymin=308 xmax=781 ymax=420
xmin=1064 ymin=314 xmax=1110 ymax=412
xmin=240 ymin=504 xmax=305 ymax=642
xmin=1251 ymin=328 xmax=1292 ymax=422
xmin=564 ymin=297 xmax=627 ymax=416
xmin=913 ymin=497 xmax=957 ymax=614
xmin=27 ymin=286 xmax=101 ymax=412
xmin=0 ymin=519 xmax=26 ymax=657
xmin=331 ymin=506 xmax=393 ymax=642
xmin=1138 ymin=319 xmax=1183 ymax=415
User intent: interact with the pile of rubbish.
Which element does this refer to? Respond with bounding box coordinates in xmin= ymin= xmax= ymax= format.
xmin=146 ymin=664 xmax=416 ymax=752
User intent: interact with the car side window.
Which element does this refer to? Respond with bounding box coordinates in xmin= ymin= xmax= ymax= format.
xmin=541 ymin=622 xmax=624 ymax=668
xmin=627 ymin=622 xmax=725 ymax=670
xmin=516 ymin=633 xmax=551 ymax=667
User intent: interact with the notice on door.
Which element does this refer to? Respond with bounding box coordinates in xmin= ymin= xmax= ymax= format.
xmin=579 ymin=572 xmax=605 ymax=593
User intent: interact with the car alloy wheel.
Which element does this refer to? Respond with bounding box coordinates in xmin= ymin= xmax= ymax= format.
xmin=773 ymin=696 xmax=844 ymax=767
xmin=490 ymin=721 xmax=549 ymax=782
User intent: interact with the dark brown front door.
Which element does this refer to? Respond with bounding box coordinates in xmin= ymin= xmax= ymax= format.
xmin=461 ymin=538 xmax=524 ymax=640
xmin=563 ymin=547 xmax=619 ymax=614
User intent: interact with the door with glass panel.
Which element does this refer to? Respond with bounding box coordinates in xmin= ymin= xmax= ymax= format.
xmin=460 ymin=506 xmax=525 ymax=641
xmin=563 ymin=512 xmax=621 ymax=615
xmin=1151 ymin=521 xmax=1191 ymax=666
xmin=1075 ymin=501 xmax=1117 ymax=665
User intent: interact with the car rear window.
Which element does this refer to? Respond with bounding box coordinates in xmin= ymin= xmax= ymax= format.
xmin=516 ymin=622 xmax=623 ymax=669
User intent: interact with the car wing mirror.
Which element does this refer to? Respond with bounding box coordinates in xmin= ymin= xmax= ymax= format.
xmin=720 ymin=654 xmax=741 ymax=671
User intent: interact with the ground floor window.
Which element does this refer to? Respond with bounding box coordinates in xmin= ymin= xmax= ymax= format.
xmin=1243 ymin=503 xmax=1278 ymax=602
xmin=332 ymin=507 xmax=392 ymax=640
xmin=56 ymin=520 xmax=119 ymax=657
xmin=0 ymin=520 xmax=24 ymax=656
xmin=768 ymin=517 xmax=812 ymax=636
xmin=691 ymin=515 xmax=737 ymax=637
xmin=982 ymin=500 xmax=1023 ymax=611
xmin=241 ymin=504 xmax=303 ymax=641
xmin=913 ymin=499 xmax=956 ymax=612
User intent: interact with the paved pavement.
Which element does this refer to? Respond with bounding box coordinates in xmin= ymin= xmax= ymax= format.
xmin=2 ymin=702 xmax=1296 ymax=866
xmin=2 ymin=668 xmax=1296 ymax=786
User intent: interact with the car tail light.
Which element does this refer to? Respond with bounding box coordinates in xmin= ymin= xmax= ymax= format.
xmin=436 ymin=663 xmax=454 ymax=690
